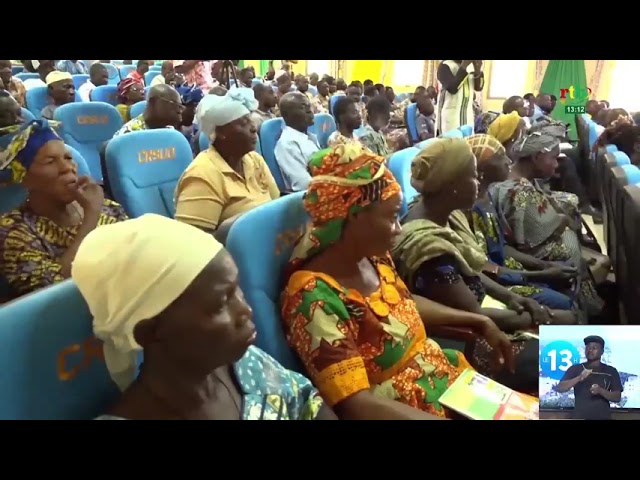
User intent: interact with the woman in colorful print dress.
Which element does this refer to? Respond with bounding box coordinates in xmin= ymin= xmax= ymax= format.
xmin=280 ymin=143 xmax=515 ymax=420
xmin=0 ymin=120 xmax=127 ymax=299
xmin=73 ymin=214 xmax=335 ymax=420
xmin=467 ymin=134 xmax=580 ymax=312
xmin=488 ymin=126 xmax=604 ymax=319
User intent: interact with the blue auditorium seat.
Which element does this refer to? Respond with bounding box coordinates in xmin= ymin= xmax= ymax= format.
xmin=105 ymin=129 xmax=193 ymax=218
xmin=90 ymin=85 xmax=118 ymax=106
xmin=226 ymin=192 xmax=307 ymax=371
xmin=388 ymin=147 xmax=420 ymax=215
xmin=251 ymin=79 xmax=263 ymax=87
xmin=20 ymin=108 xmax=34 ymax=122
xmin=259 ymin=118 xmax=286 ymax=191
xmin=329 ymin=95 xmax=341 ymax=116
xmin=144 ymin=71 xmax=160 ymax=86
xmin=25 ymin=86 xmax=49 ymax=118
xmin=405 ymin=103 xmax=419 ymax=144
xmin=459 ymin=125 xmax=473 ymax=137
xmin=198 ymin=133 xmax=262 ymax=157
xmin=129 ymin=101 xmax=146 ymax=118
xmin=307 ymin=85 xmax=318 ymax=97
xmin=309 ymin=113 xmax=336 ymax=149
xmin=611 ymin=151 xmax=631 ymax=167
xmin=0 ymin=280 xmax=119 ymax=420
xmin=72 ymin=74 xmax=90 ymax=91
xmin=118 ymin=65 xmax=135 ymax=79
xmin=53 ymin=102 xmax=123 ymax=182
xmin=415 ymin=137 xmax=438 ymax=150
xmin=15 ymin=73 xmax=39 ymax=82
xmin=100 ymin=63 xmax=120 ymax=86
xmin=621 ymin=164 xmax=640 ymax=184
xmin=441 ymin=129 xmax=464 ymax=139
xmin=11 ymin=66 xmax=23 ymax=75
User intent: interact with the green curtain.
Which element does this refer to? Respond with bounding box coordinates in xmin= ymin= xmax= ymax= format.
xmin=539 ymin=60 xmax=588 ymax=141
xmin=259 ymin=60 xmax=269 ymax=76
xmin=237 ymin=60 xmax=245 ymax=68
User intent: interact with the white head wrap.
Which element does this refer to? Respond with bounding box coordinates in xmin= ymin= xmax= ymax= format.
xmin=196 ymin=88 xmax=258 ymax=142
xmin=71 ymin=214 xmax=224 ymax=391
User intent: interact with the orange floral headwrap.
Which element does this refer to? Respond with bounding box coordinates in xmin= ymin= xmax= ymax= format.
xmin=290 ymin=143 xmax=401 ymax=265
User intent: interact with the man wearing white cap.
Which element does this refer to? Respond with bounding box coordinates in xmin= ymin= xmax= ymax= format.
xmin=41 ymin=71 xmax=75 ymax=120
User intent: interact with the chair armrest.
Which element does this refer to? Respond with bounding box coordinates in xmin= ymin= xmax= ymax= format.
xmin=428 ymin=325 xmax=479 ymax=366
xmin=428 ymin=324 xmax=477 ymax=343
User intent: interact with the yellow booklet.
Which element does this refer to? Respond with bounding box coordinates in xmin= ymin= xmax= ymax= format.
xmin=439 ymin=369 xmax=539 ymax=420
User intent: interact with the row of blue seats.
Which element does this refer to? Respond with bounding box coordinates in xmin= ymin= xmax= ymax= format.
xmin=14 ymin=63 xmax=162 ymax=87
xmin=579 ymin=113 xmax=640 ymax=322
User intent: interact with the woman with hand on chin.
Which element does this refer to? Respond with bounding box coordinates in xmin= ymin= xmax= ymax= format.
xmin=72 ymin=214 xmax=336 ymax=420
xmin=0 ymin=120 xmax=126 ymax=299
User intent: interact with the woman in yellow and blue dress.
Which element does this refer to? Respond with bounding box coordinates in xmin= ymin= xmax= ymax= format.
xmin=0 ymin=119 xmax=127 ymax=299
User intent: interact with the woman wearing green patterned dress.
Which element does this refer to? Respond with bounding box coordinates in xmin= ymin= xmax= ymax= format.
xmin=281 ymin=143 xmax=516 ymax=420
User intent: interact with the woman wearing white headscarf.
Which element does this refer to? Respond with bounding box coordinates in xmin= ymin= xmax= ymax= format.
xmin=174 ymin=88 xmax=279 ymax=235
xmin=73 ymin=214 xmax=336 ymax=420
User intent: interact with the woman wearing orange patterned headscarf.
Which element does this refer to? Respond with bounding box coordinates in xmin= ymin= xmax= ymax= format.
xmin=280 ymin=143 xmax=515 ymax=420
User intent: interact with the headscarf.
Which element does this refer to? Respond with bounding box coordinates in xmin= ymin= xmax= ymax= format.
xmin=287 ymin=143 xmax=401 ymax=269
xmin=117 ymin=78 xmax=141 ymax=103
xmin=176 ymin=84 xmax=204 ymax=106
xmin=513 ymin=124 xmax=562 ymax=159
xmin=466 ymin=134 xmax=506 ymax=165
xmin=71 ymin=214 xmax=224 ymax=391
xmin=0 ymin=119 xmax=62 ymax=184
xmin=197 ymin=88 xmax=258 ymax=142
xmin=487 ymin=111 xmax=521 ymax=144
xmin=474 ymin=111 xmax=498 ymax=134
xmin=410 ymin=138 xmax=474 ymax=195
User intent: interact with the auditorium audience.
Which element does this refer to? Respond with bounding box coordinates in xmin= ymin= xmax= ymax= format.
xmin=115 ymin=78 xmax=145 ymax=123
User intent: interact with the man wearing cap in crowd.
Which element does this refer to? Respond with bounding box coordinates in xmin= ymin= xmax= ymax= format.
xmin=555 ymin=335 xmax=623 ymax=420
xmin=41 ymin=71 xmax=75 ymax=120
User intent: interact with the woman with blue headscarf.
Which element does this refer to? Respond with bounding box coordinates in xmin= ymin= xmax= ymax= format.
xmin=176 ymin=84 xmax=204 ymax=151
xmin=174 ymin=88 xmax=279 ymax=237
xmin=0 ymin=120 xmax=127 ymax=299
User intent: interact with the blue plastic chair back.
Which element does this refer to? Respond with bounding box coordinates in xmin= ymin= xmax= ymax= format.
xmin=259 ymin=118 xmax=286 ymax=190
xmin=100 ymin=63 xmax=120 ymax=86
xmin=129 ymin=101 xmax=146 ymax=118
xmin=388 ymin=147 xmax=420 ymax=215
xmin=53 ymin=102 xmax=124 ymax=181
xmin=225 ymin=192 xmax=307 ymax=371
xmin=90 ymin=85 xmax=118 ymax=106
xmin=0 ymin=280 xmax=119 ymax=419
xmin=308 ymin=113 xmax=336 ymax=149
xmin=105 ymin=129 xmax=193 ymax=218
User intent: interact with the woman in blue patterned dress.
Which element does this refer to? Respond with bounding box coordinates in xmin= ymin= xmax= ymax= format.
xmin=72 ymin=214 xmax=335 ymax=420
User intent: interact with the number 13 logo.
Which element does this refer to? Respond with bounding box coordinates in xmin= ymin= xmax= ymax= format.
xmin=540 ymin=341 xmax=581 ymax=380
